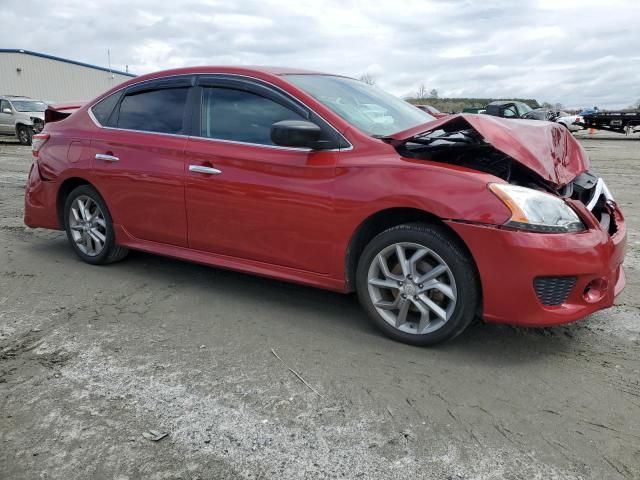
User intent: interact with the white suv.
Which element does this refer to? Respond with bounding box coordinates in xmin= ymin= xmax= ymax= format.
xmin=0 ymin=96 xmax=46 ymax=145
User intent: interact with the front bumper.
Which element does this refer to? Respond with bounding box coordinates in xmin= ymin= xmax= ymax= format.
xmin=446 ymin=203 xmax=626 ymax=327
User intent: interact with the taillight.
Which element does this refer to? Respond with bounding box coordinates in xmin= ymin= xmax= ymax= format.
xmin=32 ymin=133 xmax=50 ymax=158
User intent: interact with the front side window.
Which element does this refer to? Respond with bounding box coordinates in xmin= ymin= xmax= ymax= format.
xmin=0 ymin=100 xmax=10 ymax=112
xmin=516 ymin=102 xmax=533 ymax=115
xmin=285 ymin=74 xmax=435 ymax=136
xmin=117 ymin=87 xmax=189 ymax=134
xmin=199 ymin=87 xmax=305 ymax=145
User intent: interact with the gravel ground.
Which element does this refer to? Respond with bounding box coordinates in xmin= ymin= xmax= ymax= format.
xmin=0 ymin=131 xmax=639 ymax=479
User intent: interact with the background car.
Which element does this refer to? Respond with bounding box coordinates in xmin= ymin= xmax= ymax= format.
xmin=0 ymin=95 xmax=46 ymax=145
xmin=556 ymin=114 xmax=584 ymax=132
xmin=482 ymin=100 xmax=534 ymax=119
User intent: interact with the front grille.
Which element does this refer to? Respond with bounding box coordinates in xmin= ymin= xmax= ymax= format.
xmin=534 ymin=276 xmax=577 ymax=306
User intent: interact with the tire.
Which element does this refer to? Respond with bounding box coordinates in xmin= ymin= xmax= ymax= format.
xmin=17 ymin=125 xmax=32 ymax=146
xmin=63 ymin=185 xmax=129 ymax=265
xmin=356 ymin=223 xmax=479 ymax=346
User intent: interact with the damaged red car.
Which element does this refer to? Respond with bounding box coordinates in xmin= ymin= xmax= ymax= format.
xmin=24 ymin=67 xmax=626 ymax=345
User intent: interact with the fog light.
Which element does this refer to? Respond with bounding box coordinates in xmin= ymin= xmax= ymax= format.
xmin=583 ymin=278 xmax=608 ymax=303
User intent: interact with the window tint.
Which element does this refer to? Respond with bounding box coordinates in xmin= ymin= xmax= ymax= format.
xmin=117 ymin=88 xmax=189 ymax=134
xmin=0 ymin=100 xmax=10 ymax=111
xmin=200 ymin=87 xmax=305 ymax=145
xmin=91 ymin=92 xmax=121 ymax=126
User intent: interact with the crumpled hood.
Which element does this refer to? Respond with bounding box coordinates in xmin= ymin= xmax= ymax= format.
xmin=387 ymin=113 xmax=589 ymax=187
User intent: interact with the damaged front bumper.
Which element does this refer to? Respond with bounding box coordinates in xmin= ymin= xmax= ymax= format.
xmin=446 ymin=201 xmax=626 ymax=327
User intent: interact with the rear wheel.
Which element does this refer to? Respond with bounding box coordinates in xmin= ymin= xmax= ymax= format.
xmin=63 ymin=185 xmax=128 ymax=265
xmin=17 ymin=125 xmax=32 ymax=146
xmin=356 ymin=223 xmax=479 ymax=346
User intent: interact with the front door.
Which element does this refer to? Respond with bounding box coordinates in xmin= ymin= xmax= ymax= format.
xmin=184 ymin=82 xmax=340 ymax=274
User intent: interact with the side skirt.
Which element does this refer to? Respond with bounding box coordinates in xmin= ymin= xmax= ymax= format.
xmin=113 ymin=224 xmax=348 ymax=293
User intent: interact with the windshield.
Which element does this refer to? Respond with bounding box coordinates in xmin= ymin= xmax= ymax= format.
xmin=11 ymin=100 xmax=47 ymax=112
xmin=286 ymin=75 xmax=435 ymax=136
xmin=517 ymin=102 xmax=533 ymax=114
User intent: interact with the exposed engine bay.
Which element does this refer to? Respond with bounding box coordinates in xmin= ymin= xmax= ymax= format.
xmin=396 ymin=126 xmax=617 ymax=235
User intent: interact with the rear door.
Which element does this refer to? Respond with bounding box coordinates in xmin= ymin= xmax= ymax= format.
xmin=89 ymin=77 xmax=194 ymax=247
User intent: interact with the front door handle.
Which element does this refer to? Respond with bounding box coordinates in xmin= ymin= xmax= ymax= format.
xmin=189 ymin=165 xmax=222 ymax=175
xmin=95 ymin=153 xmax=119 ymax=162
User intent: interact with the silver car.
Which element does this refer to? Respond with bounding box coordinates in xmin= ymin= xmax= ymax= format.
xmin=0 ymin=96 xmax=46 ymax=145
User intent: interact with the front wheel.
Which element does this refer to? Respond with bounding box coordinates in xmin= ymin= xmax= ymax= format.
xmin=63 ymin=185 xmax=129 ymax=265
xmin=17 ymin=125 xmax=32 ymax=146
xmin=356 ymin=223 xmax=479 ymax=346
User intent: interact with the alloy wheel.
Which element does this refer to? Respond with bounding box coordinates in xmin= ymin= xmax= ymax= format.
xmin=366 ymin=242 xmax=457 ymax=335
xmin=18 ymin=128 xmax=30 ymax=144
xmin=68 ymin=195 xmax=108 ymax=256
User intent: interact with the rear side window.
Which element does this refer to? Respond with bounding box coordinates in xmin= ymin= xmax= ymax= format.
xmin=200 ymin=87 xmax=305 ymax=145
xmin=117 ymin=88 xmax=189 ymax=134
xmin=91 ymin=92 xmax=121 ymax=126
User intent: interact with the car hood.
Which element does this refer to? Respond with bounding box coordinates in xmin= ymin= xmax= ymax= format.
xmin=386 ymin=113 xmax=589 ymax=187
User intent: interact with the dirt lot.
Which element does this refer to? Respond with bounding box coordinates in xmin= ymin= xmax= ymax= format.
xmin=1 ymin=132 xmax=639 ymax=479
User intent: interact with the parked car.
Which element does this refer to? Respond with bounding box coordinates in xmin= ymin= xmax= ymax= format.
xmin=0 ymin=95 xmax=46 ymax=145
xmin=483 ymin=101 xmax=571 ymax=123
xmin=482 ymin=100 xmax=534 ymax=119
xmin=415 ymin=104 xmax=448 ymax=118
xmin=25 ymin=67 xmax=626 ymax=345
xmin=556 ymin=114 xmax=584 ymax=132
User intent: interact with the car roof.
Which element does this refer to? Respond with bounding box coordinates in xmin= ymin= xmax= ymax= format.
xmin=0 ymin=95 xmax=35 ymax=101
xmin=125 ymin=66 xmax=348 ymax=86
xmin=488 ymin=100 xmax=517 ymax=106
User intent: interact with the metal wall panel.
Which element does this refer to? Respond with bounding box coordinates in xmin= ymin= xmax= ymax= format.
xmin=0 ymin=52 xmax=133 ymax=103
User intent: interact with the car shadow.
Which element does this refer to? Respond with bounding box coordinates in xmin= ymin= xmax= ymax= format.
xmin=28 ymin=239 xmax=588 ymax=364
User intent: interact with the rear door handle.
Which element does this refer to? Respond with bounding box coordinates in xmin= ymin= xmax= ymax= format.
xmin=95 ymin=153 xmax=119 ymax=162
xmin=189 ymin=165 xmax=222 ymax=175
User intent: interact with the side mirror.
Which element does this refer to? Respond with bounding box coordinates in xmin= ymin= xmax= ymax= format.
xmin=271 ymin=120 xmax=328 ymax=149
xmin=2 ymin=108 xmax=12 ymax=114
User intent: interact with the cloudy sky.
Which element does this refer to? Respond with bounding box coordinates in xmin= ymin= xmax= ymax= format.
xmin=2 ymin=0 xmax=639 ymax=108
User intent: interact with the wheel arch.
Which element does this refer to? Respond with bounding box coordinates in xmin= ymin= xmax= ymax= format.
xmin=56 ymin=177 xmax=100 ymax=228
xmin=344 ymin=207 xmax=480 ymax=295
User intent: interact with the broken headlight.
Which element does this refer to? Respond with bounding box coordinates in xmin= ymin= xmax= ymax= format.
xmin=489 ymin=183 xmax=585 ymax=233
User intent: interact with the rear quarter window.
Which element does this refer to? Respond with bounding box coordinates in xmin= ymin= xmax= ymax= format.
xmin=91 ymin=92 xmax=122 ymax=126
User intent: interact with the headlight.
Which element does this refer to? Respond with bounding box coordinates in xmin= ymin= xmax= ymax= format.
xmin=489 ymin=183 xmax=585 ymax=233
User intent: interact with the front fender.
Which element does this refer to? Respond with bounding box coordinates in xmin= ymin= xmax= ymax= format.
xmin=335 ymin=163 xmax=512 ymax=227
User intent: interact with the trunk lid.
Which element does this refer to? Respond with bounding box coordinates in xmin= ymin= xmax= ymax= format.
xmin=386 ymin=113 xmax=589 ymax=187
xmin=44 ymin=102 xmax=85 ymax=124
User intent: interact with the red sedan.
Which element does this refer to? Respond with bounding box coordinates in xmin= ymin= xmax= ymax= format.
xmin=24 ymin=67 xmax=626 ymax=345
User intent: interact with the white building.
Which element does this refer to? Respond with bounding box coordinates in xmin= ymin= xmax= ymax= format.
xmin=0 ymin=49 xmax=135 ymax=103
